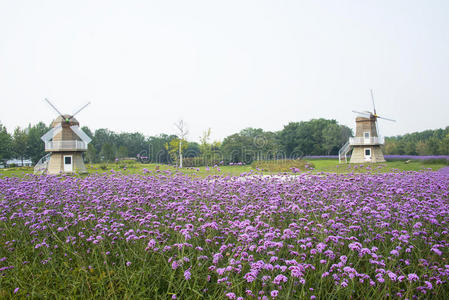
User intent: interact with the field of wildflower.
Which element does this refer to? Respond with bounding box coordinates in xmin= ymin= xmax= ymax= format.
xmin=1 ymin=170 xmax=449 ymax=298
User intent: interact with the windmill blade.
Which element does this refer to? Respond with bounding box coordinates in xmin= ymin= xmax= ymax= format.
xmin=352 ymin=110 xmax=371 ymax=117
xmin=44 ymin=98 xmax=64 ymax=118
xmin=70 ymin=102 xmax=91 ymax=120
xmin=375 ymin=118 xmax=380 ymax=137
xmin=377 ymin=116 xmax=396 ymax=122
xmin=370 ymin=89 xmax=377 ymax=115
xmin=40 ymin=124 xmax=62 ymax=142
xmin=70 ymin=125 xmax=92 ymax=143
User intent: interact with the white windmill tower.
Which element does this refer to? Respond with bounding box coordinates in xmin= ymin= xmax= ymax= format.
xmin=339 ymin=90 xmax=396 ymax=163
xmin=34 ymin=99 xmax=92 ymax=174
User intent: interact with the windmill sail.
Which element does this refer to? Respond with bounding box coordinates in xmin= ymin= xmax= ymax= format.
xmin=70 ymin=126 xmax=92 ymax=143
xmin=70 ymin=102 xmax=91 ymax=120
xmin=44 ymin=98 xmax=65 ymax=118
xmin=41 ymin=124 xmax=62 ymax=142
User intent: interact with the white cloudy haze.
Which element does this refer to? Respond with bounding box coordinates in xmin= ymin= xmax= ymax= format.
xmin=0 ymin=0 xmax=448 ymax=142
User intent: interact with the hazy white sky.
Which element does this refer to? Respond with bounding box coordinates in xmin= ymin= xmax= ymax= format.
xmin=1 ymin=0 xmax=448 ymax=142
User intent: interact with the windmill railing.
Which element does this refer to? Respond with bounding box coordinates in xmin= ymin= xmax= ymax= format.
xmin=34 ymin=153 xmax=51 ymax=174
xmin=349 ymin=136 xmax=384 ymax=146
xmin=338 ymin=141 xmax=352 ymax=163
xmin=45 ymin=140 xmax=88 ymax=151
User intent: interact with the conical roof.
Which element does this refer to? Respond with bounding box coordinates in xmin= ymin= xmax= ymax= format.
xmin=51 ymin=115 xmax=79 ymax=127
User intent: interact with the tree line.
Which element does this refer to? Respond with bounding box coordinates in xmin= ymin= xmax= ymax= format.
xmin=1 ymin=119 xmax=447 ymax=166
xmin=384 ymin=126 xmax=449 ymax=156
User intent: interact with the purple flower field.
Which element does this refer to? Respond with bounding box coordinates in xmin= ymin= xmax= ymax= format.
xmin=1 ymin=171 xmax=449 ymax=298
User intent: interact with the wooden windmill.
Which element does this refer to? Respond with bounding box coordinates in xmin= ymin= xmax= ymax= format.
xmin=339 ymin=90 xmax=395 ymax=163
xmin=34 ymin=99 xmax=92 ymax=174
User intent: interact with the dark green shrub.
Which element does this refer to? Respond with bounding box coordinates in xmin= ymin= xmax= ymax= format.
xmin=117 ymin=159 xmax=137 ymax=169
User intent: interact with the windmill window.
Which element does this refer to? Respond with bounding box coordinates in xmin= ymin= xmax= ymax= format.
xmin=364 ymin=148 xmax=371 ymax=157
xmin=364 ymin=132 xmax=370 ymax=139
xmin=64 ymin=156 xmax=72 ymax=164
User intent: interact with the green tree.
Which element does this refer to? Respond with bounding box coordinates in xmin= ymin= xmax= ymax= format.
xmin=279 ymin=119 xmax=352 ymax=157
xmin=185 ymin=142 xmax=201 ymax=158
xmin=100 ymin=143 xmax=115 ymax=162
xmin=383 ymin=126 xmax=449 ymax=155
xmin=221 ymin=128 xmax=281 ymax=163
xmin=12 ymin=127 xmax=28 ymax=165
xmin=278 ymin=122 xmax=301 ymax=157
xmin=221 ymin=131 xmax=254 ymax=163
xmin=200 ymin=128 xmax=212 ymax=157
xmin=117 ymin=132 xmax=146 ymax=157
xmin=323 ymin=123 xmax=353 ymax=155
xmin=415 ymin=141 xmax=430 ymax=156
xmin=439 ymin=133 xmax=449 ymax=154
xmin=93 ymin=129 xmax=117 ymax=155
xmin=147 ymin=134 xmax=177 ymax=164
xmin=26 ymin=122 xmax=49 ymax=164
xmin=117 ymin=145 xmax=129 ymax=159
xmin=0 ymin=123 xmax=12 ymax=164
xmin=165 ymin=138 xmax=187 ymax=165
xmin=86 ymin=143 xmax=98 ymax=163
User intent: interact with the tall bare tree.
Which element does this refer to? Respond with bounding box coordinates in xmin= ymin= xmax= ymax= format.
xmin=174 ymin=120 xmax=188 ymax=168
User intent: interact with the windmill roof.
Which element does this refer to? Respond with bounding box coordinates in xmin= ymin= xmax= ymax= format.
xmin=355 ymin=116 xmax=375 ymax=122
xmin=51 ymin=115 xmax=79 ymax=127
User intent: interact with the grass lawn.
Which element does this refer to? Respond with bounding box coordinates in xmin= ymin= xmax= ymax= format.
xmin=311 ymin=159 xmax=446 ymax=173
xmin=0 ymin=159 xmax=447 ymax=178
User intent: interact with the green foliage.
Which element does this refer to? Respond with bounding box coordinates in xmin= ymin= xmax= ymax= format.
xmin=185 ymin=142 xmax=201 ymax=158
xmin=199 ymin=128 xmax=212 ymax=157
xmin=279 ymin=119 xmax=352 ymax=157
xmin=0 ymin=123 xmax=12 ymax=163
xmin=12 ymin=127 xmax=28 ymax=164
xmin=3 ymin=118 xmax=447 ymax=172
xmin=117 ymin=145 xmax=129 ymax=159
xmin=25 ymin=122 xmax=49 ymax=164
xmin=251 ymin=159 xmax=314 ymax=172
xmin=117 ymin=159 xmax=138 ymax=169
xmin=221 ymin=128 xmax=280 ymax=164
xmin=165 ymin=138 xmax=188 ymax=165
xmin=100 ymin=143 xmax=115 ymax=162
xmin=117 ymin=132 xmax=146 ymax=157
xmin=85 ymin=143 xmax=97 ymax=163
xmin=385 ymin=126 xmax=449 ymax=155
xmin=148 ymin=134 xmax=177 ymax=164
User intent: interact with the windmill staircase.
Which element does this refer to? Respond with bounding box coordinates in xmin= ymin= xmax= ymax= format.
xmin=338 ymin=141 xmax=352 ymax=163
xmin=34 ymin=153 xmax=51 ymax=175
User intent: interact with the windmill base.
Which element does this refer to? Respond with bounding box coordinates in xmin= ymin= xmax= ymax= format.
xmin=350 ymin=146 xmax=386 ymax=164
xmin=46 ymin=152 xmax=88 ymax=174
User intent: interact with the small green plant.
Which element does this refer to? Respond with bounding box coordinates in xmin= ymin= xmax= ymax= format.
xmin=251 ymin=159 xmax=314 ymax=172
xmin=117 ymin=159 xmax=137 ymax=169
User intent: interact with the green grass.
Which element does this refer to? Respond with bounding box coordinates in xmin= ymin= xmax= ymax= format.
xmin=251 ymin=159 xmax=314 ymax=172
xmin=313 ymin=159 xmax=446 ymax=173
xmin=0 ymin=159 xmax=446 ymax=178
xmin=86 ymin=163 xmax=256 ymax=177
xmin=0 ymin=167 xmax=34 ymax=178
